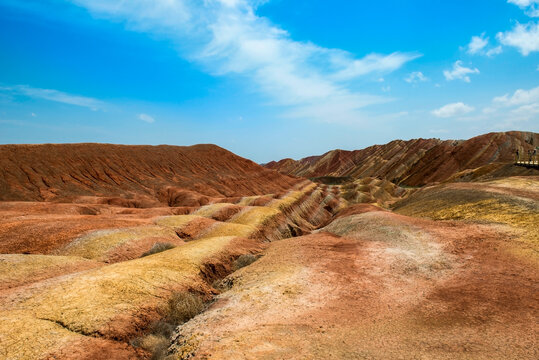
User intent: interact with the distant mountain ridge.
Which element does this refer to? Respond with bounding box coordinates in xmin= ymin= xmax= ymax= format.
xmin=264 ymin=131 xmax=539 ymax=186
xmin=0 ymin=143 xmax=301 ymax=202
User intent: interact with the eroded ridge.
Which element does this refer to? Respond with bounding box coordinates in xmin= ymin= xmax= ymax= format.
xmin=166 ymin=177 xmax=538 ymax=360
xmin=0 ymin=181 xmax=344 ymax=360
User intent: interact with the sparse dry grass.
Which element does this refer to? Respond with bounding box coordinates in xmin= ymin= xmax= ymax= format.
xmin=200 ymin=222 xmax=256 ymax=238
xmin=0 ymin=311 xmax=85 ymax=360
xmin=130 ymin=291 xmax=208 ymax=360
xmin=237 ymin=196 xmax=261 ymax=206
xmin=58 ymin=226 xmax=177 ymax=260
xmin=269 ymin=183 xmax=317 ymax=211
xmin=193 ymin=203 xmax=233 ymax=218
xmin=155 ymin=215 xmax=205 ymax=228
xmin=13 ymin=236 xmax=237 ymax=339
xmin=0 ymin=182 xmax=334 ymax=359
xmin=0 ymin=254 xmax=101 ymax=290
xmin=141 ymin=243 xmax=176 ymax=257
xmin=394 ymin=178 xmax=539 ymax=261
xmin=166 ymin=292 xmax=205 ymax=325
xmin=229 ymin=207 xmax=280 ymax=227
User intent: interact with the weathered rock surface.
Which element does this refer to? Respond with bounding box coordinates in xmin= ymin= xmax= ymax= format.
xmin=265 ymin=131 xmax=539 ymax=186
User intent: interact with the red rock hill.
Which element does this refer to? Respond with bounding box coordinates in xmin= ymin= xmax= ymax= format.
xmin=264 ymin=131 xmax=538 ymax=186
xmin=0 ymin=143 xmax=301 ymax=202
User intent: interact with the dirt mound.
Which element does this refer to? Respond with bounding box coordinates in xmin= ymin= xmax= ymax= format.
xmin=265 ymin=131 xmax=538 ymax=186
xmin=0 ymin=143 xmax=301 ymax=202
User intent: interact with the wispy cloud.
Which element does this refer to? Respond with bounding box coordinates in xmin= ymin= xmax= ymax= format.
xmin=443 ymin=61 xmax=479 ymax=82
xmin=486 ymin=46 xmax=503 ymax=57
xmin=138 ymin=113 xmax=155 ymax=123
xmin=464 ymin=33 xmax=502 ymax=57
xmin=405 ymin=71 xmax=428 ymax=83
xmin=467 ymin=33 xmax=489 ymax=54
xmin=66 ymin=0 xmax=419 ymax=122
xmin=0 ymin=84 xmax=104 ymax=110
xmin=432 ymin=102 xmax=475 ymax=118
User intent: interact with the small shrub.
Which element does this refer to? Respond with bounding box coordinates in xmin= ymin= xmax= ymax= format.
xmin=212 ymin=277 xmax=234 ymax=292
xmin=150 ymin=320 xmax=176 ymax=338
xmin=130 ymin=334 xmax=169 ymax=360
xmin=131 ymin=292 xmax=205 ymax=360
xmin=234 ymin=254 xmax=258 ymax=270
xmin=141 ymin=242 xmax=176 ymax=257
xmin=166 ymin=291 xmax=205 ymax=325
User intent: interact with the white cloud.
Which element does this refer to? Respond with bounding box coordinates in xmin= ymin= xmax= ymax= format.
xmin=467 ymin=34 xmax=489 ymax=54
xmin=0 ymin=84 xmax=104 ymax=110
xmin=486 ymin=46 xmax=503 ymax=56
xmin=331 ymin=52 xmax=421 ymax=81
xmin=497 ymin=22 xmax=539 ymax=55
xmin=31 ymin=112 xmax=37 ymax=117
xmin=484 ymin=85 xmax=539 ymax=122
xmin=493 ymin=86 xmax=539 ymax=106
xmin=465 ymin=33 xmax=502 ymax=57
xmin=67 ymin=0 xmax=419 ymax=123
xmin=508 ymin=0 xmax=539 ymax=16
xmin=508 ymin=0 xmax=539 ymax=6
xmin=443 ymin=61 xmax=479 ymax=82
xmin=138 ymin=113 xmax=155 ymax=123
xmin=432 ymin=102 xmax=475 ymax=118
xmin=405 ymin=71 xmax=428 ymax=83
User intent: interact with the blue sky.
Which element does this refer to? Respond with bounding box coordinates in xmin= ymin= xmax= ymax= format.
xmin=1 ymin=0 xmax=538 ymax=162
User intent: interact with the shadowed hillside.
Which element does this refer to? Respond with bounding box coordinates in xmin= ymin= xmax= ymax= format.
xmin=0 ymin=143 xmax=301 ymax=203
xmin=265 ymin=131 xmax=538 ymax=186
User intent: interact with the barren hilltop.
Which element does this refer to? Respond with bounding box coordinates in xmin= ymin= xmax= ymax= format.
xmin=0 ymin=132 xmax=537 ymax=360
xmin=0 ymin=143 xmax=300 ymax=203
xmin=265 ymin=131 xmax=539 ymax=185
